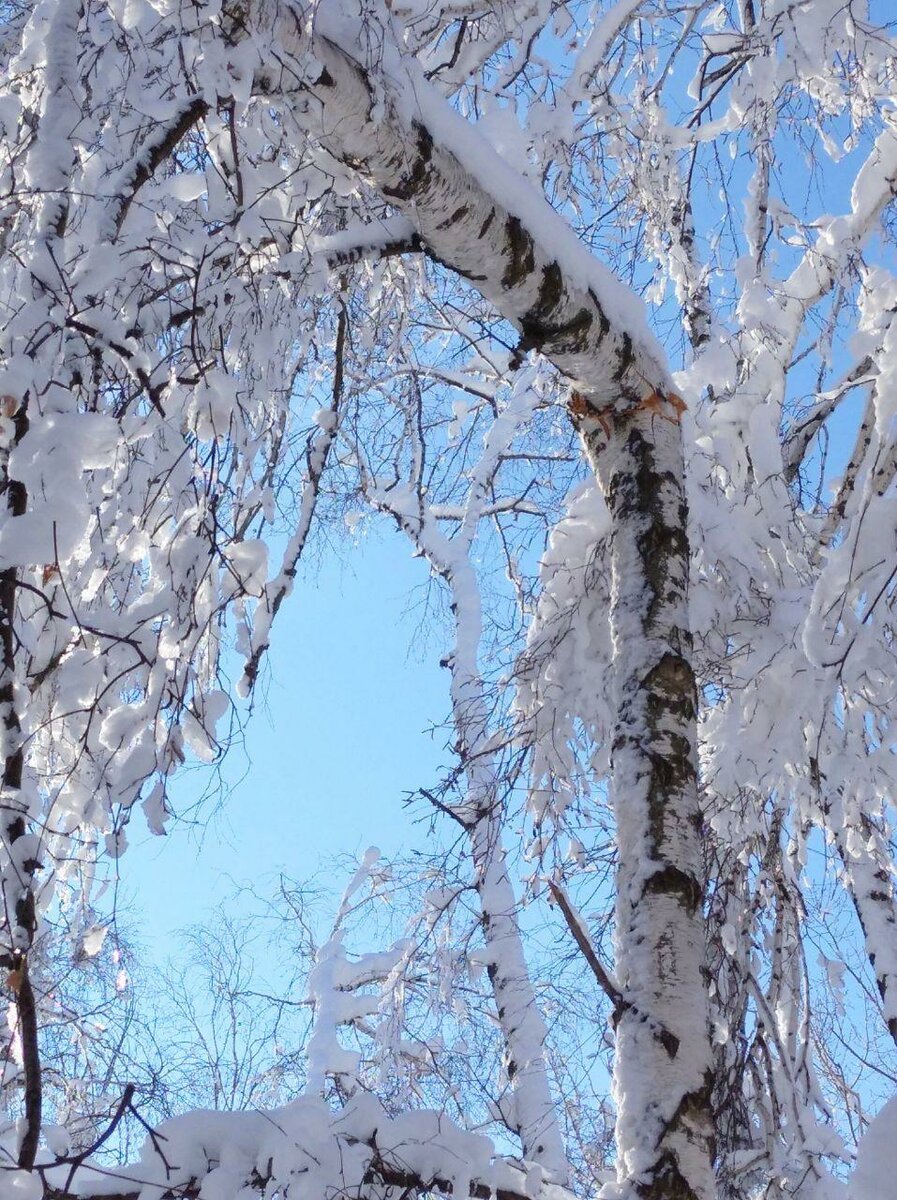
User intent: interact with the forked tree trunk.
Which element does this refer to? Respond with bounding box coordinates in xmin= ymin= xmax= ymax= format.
xmin=577 ymin=405 xmax=714 ymax=1200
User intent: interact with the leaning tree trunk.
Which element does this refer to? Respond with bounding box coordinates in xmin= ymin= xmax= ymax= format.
xmin=260 ymin=18 xmax=719 ymax=1197
xmin=576 ymin=404 xmax=715 ymax=1200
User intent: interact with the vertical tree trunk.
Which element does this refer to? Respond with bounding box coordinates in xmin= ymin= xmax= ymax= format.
xmin=0 ymin=399 xmax=41 ymax=1171
xmin=287 ymin=31 xmax=715 ymax=1192
xmin=365 ymin=463 xmax=569 ymax=1179
xmin=833 ymin=812 xmax=897 ymax=1046
xmin=449 ymin=584 xmax=569 ymax=1179
xmin=467 ymin=773 xmax=570 ymax=1180
xmin=813 ymin=760 xmax=897 ymax=1047
xmin=577 ymin=403 xmax=715 ymax=1200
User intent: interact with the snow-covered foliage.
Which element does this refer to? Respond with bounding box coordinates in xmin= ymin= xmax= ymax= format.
xmin=0 ymin=0 xmax=896 ymax=1197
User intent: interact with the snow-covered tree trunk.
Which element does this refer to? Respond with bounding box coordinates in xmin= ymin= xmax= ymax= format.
xmin=281 ymin=30 xmax=669 ymax=405
xmin=451 ymin=589 xmax=569 ymax=1181
xmin=576 ymin=406 xmax=714 ymax=1200
xmin=363 ymin=421 xmax=569 ymax=1179
xmin=832 ymin=810 xmax=897 ymax=1046
xmin=282 ymin=24 xmax=715 ymax=1197
xmin=0 ymin=402 xmax=41 ymax=1173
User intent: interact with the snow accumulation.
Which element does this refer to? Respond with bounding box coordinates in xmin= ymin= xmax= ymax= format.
xmin=850 ymin=1097 xmax=897 ymax=1200
xmin=48 ymin=1093 xmax=574 ymax=1200
xmin=311 ymin=0 xmax=672 ymax=392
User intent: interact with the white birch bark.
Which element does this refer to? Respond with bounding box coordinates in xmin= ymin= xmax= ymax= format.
xmin=277 ymin=21 xmax=716 ymax=1198
xmin=275 ymin=29 xmax=671 ymax=403
xmin=831 ymin=805 xmax=897 ymax=1046
xmin=576 ymin=408 xmax=714 ymax=1200
xmin=364 ymin=433 xmax=570 ymax=1179
xmin=453 ymin=582 xmax=571 ymax=1181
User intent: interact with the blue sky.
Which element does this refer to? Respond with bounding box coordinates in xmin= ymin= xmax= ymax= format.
xmin=121 ymin=525 xmax=451 ymax=953
xmin=117 ymin=407 xmax=864 ymax=959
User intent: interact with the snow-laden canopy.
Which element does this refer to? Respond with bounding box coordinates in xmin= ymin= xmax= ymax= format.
xmin=0 ymin=0 xmax=896 ymax=1197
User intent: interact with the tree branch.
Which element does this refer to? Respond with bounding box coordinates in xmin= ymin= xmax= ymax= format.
xmin=273 ymin=25 xmax=672 ymax=408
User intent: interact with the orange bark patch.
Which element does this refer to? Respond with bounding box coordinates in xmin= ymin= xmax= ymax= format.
xmin=568 ymin=389 xmax=687 ymax=435
xmin=641 ymin=390 xmax=687 ymax=422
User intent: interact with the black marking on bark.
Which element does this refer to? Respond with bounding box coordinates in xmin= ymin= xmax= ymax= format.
xmin=532 ymin=259 xmax=564 ymax=316
xmin=612 ymin=998 xmax=681 ymax=1058
xmin=643 ymin=655 xmax=697 ymax=743
xmin=523 ymin=303 xmax=594 ymax=351
xmin=617 ymin=428 xmax=692 ymax=633
xmin=423 ymin=245 xmax=487 ymax=284
xmin=479 ymin=208 xmax=496 ymax=238
xmin=588 ymin=290 xmax=611 ymax=340
xmin=512 ymin=263 xmax=596 ymax=363
xmin=502 ymin=216 xmax=535 ymax=288
xmin=652 ymin=1022 xmax=681 ymax=1059
xmin=633 ymin=1068 xmax=715 ymax=1200
xmin=382 ymin=122 xmax=434 ymax=202
xmin=633 ymin=1143 xmax=706 ymax=1200
xmin=643 ymin=863 xmax=703 ymax=913
xmin=437 ymin=204 xmax=469 ymax=230
xmin=612 ymin=332 xmax=634 ymax=381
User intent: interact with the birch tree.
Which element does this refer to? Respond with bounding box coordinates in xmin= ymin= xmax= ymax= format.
xmin=0 ymin=1 xmax=896 ymax=1199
